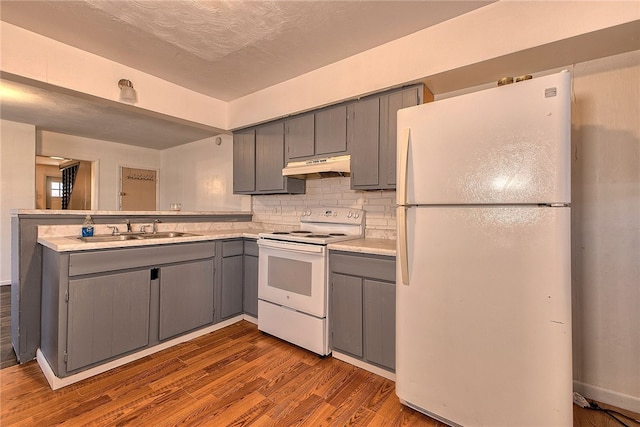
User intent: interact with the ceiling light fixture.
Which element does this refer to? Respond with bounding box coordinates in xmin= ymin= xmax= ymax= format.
xmin=118 ymin=79 xmax=137 ymax=104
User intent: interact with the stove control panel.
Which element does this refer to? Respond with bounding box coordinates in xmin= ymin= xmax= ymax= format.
xmin=301 ymin=207 xmax=365 ymax=224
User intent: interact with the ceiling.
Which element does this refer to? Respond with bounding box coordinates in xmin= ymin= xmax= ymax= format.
xmin=0 ymin=0 xmax=492 ymax=148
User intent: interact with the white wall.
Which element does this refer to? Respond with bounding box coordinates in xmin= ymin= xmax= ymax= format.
xmin=0 ymin=120 xmax=35 ymax=285
xmin=37 ymin=131 xmax=161 ymax=211
xmin=160 ymin=135 xmax=250 ymax=212
xmin=229 ymin=1 xmax=640 ymax=128
xmin=571 ymin=50 xmax=640 ymax=411
xmin=0 ymin=22 xmax=227 ymax=129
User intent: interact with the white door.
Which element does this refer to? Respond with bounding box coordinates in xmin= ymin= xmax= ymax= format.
xmin=396 ymin=205 xmax=573 ymax=426
xmin=397 ymin=71 xmax=571 ymax=206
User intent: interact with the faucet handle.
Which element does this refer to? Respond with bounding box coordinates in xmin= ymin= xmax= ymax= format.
xmin=140 ymin=225 xmax=149 ymax=233
xmin=107 ymin=225 xmax=120 ymax=236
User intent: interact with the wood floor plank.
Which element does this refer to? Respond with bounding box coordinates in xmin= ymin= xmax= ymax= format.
xmin=1 ymin=320 xmax=637 ymax=427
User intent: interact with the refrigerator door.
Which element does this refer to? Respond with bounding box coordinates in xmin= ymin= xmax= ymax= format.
xmin=396 ymin=205 xmax=572 ymax=426
xmin=397 ymin=71 xmax=571 ymax=206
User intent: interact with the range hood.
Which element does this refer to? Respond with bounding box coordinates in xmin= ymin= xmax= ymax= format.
xmin=282 ymin=155 xmax=350 ymax=179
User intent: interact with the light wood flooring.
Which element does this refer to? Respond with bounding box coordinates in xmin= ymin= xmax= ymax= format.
xmin=0 ymin=286 xmax=18 ymax=370
xmin=1 ymin=319 xmax=638 ymax=426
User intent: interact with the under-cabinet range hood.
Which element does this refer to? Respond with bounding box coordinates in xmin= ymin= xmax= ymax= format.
xmin=282 ymin=155 xmax=350 ymax=179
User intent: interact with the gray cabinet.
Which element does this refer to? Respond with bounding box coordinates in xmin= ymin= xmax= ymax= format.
xmin=233 ymin=128 xmax=256 ymax=194
xmin=159 ymin=259 xmax=215 ymax=340
xmin=233 ymin=122 xmax=305 ymax=195
xmin=220 ymin=240 xmax=244 ymax=319
xmin=67 ymin=269 xmax=150 ymax=372
xmin=329 ymin=251 xmax=396 ymax=371
xmin=350 ymin=85 xmax=423 ymax=190
xmin=41 ymin=241 xmax=216 ymax=377
xmin=285 ymin=114 xmax=315 ymax=162
xmin=243 ymin=239 xmax=259 ymax=318
xmin=315 ymin=104 xmax=348 ymax=156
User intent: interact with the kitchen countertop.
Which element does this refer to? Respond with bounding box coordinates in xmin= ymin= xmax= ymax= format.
xmin=328 ymin=238 xmax=396 ymax=257
xmin=38 ymin=227 xmax=396 ymax=256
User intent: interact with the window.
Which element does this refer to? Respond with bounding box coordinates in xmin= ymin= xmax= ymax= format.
xmin=50 ymin=180 xmax=62 ymax=198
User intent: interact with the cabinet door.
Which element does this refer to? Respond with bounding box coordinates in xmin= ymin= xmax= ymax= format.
xmin=364 ymin=278 xmax=396 ymax=370
xmin=159 ymin=259 xmax=214 ymax=340
xmin=330 ymin=273 xmax=363 ymax=357
xmin=349 ymin=97 xmax=380 ymax=188
xmin=67 ymin=269 xmax=150 ymax=372
xmin=315 ymin=105 xmax=347 ymax=156
xmin=285 ymin=114 xmax=315 ymax=162
xmin=243 ymin=240 xmax=259 ymax=318
xmin=256 ymin=122 xmax=286 ymax=192
xmin=221 ymin=255 xmax=244 ymax=319
xmin=380 ymin=87 xmax=420 ymax=188
xmin=233 ymin=129 xmax=256 ymax=193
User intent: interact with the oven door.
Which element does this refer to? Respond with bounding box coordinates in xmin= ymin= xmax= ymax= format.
xmin=258 ymin=239 xmax=327 ymax=318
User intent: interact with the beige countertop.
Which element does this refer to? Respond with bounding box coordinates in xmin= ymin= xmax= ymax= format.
xmin=12 ymin=209 xmax=251 ymax=216
xmin=328 ymin=238 xmax=396 ymax=257
xmin=38 ymin=225 xmax=395 ymax=257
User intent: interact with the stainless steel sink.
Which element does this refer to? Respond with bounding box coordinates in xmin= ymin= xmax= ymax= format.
xmin=78 ymin=234 xmax=142 ymax=242
xmin=138 ymin=232 xmax=197 ymax=239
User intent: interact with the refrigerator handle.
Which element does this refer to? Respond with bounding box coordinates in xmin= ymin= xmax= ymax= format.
xmin=397 ymin=128 xmax=410 ymax=206
xmin=397 ymin=206 xmax=410 ymax=285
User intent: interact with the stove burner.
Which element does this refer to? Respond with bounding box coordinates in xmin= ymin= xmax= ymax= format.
xmin=306 ymin=234 xmax=331 ymax=238
xmin=272 ymin=231 xmax=290 ymax=235
xmin=291 ymin=230 xmax=312 ymax=234
xmin=329 ymin=233 xmax=346 ymax=236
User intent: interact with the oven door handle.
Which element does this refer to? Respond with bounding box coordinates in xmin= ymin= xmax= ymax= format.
xmin=257 ymin=239 xmax=325 ymax=254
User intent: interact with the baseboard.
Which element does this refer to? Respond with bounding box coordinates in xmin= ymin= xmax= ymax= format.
xmin=37 ymin=315 xmax=245 ymax=390
xmin=332 ymin=351 xmax=396 ymax=382
xmin=0 ymin=281 xmax=11 ymax=286
xmin=243 ymin=314 xmax=257 ymax=325
xmin=574 ymin=380 xmax=640 ymax=413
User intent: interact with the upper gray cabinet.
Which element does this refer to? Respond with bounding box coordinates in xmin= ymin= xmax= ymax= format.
xmin=233 ymin=128 xmax=256 ymax=194
xmin=315 ymin=105 xmax=348 ymax=156
xmin=285 ymin=114 xmax=315 ymax=162
xmin=350 ymin=85 xmax=427 ymax=191
xmin=233 ymin=122 xmax=305 ymax=195
xmin=284 ymin=105 xmax=348 ymax=163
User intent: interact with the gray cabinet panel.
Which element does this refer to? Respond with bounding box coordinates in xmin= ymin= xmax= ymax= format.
xmin=67 ymin=269 xmax=150 ymax=372
xmin=349 ymin=97 xmax=380 ymax=188
xmin=330 ymin=252 xmax=395 ymax=282
xmin=330 ymin=273 xmax=363 ymax=358
xmin=221 ymin=254 xmax=243 ymax=319
xmin=256 ymin=122 xmax=286 ymax=192
xmin=69 ymin=242 xmax=215 ymax=276
xmin=222 ymin=240 xmax=244 ymax=257
xmin=243 ymin=253 xmax=258 ymax=317
xmin=315 ymin=105 xmax=347 ymax=156
xmin=233 ymin=129 xmax=256 ymax=193
xmin=285 ymin=114 xmax=315 ymax=161
xmin=364 ymin=279 xmax=396 ymax=370
xmin=159 ymin=259 xmax=214 ymax=340
xmin=244 ymin=239 xmax=259 ymax=257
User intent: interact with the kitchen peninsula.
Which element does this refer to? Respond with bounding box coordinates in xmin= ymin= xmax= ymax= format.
xmin=14 ymin=209 xmax=397 ymax=390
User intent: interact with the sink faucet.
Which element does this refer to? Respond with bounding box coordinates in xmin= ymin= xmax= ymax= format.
xmin=153 ymin=219 xmax=161 ymax=234
xmin=107 ymin=225 xmax=120 ymax=236
xmin=125 ymin=219 xmax=132 ymax=233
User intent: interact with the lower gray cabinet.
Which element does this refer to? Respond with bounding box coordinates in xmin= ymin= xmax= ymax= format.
xmin=159 ymin=259 xmax=215 ymax=340
xmin=329 ymin=251 xmax=396 ymax=371
xmin=220 ymin=240 xmax=244 ymax=319
xmin=243 ymin=239 xmax=259 ymax=317
xmin=41 ymin=241 xmax=216 ymax=377
xmin=67 ymin=269 xmax=150 ymax=372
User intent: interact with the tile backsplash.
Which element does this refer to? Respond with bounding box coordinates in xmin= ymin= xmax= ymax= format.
xmin=252 ymin=177 xmax=396 ymax=239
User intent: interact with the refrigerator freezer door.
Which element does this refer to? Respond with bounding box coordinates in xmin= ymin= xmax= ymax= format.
xmin=397 ymin=71 xmax=571 ymax=206
xmin=396 ymin=206 xmax=572 ymax=426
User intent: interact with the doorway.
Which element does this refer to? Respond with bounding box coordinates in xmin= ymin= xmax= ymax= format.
xmin=120 ymin=166 xmax=157 ymax=211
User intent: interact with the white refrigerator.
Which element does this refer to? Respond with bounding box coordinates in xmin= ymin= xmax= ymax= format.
xmin=395 ymin=71 xmax=573 ymax=426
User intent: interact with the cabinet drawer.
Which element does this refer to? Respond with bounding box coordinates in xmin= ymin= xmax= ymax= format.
xmin=69 ymin=242 xmax=215 ymax=276
xmin=244 ymin=239 xmax=258 ymax=257
xmin=222 ymin=240 xmax=244 ymax=257
xmin=330 ymin=252 xmax=395 ymax=282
